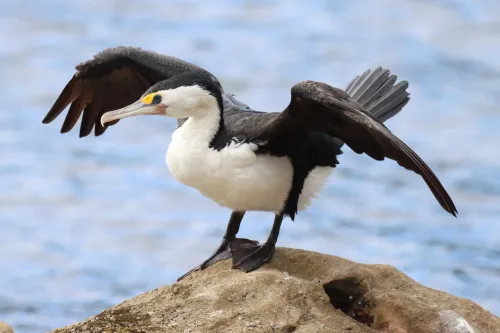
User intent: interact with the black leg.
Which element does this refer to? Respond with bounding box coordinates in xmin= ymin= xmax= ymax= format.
xmin=223 ymin=211 xmax=245 ymax=241
xmin=177 ymin=211 xmax=258 ymax=281
xmin=231 ymin=213 xmax=284 ymax=273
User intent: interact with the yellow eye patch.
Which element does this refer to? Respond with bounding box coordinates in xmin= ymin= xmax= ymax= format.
xmin=142 ymin=93 xmax=163 ymax=105
xmin=141 ymin=93 xmax=155 ymax=105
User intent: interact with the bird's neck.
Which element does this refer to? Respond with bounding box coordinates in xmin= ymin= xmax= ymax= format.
xmin=176 ymin=105 xmax=222 ymax=146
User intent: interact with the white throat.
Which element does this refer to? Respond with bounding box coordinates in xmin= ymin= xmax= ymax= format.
xmin=176 ymin=108 xmax=221 ymax=146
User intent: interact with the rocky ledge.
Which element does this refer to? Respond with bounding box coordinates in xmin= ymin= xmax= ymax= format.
xmin=51 ymin=248 xmax=499 ymax=333
xmin=0 ymin=322 xmax=14 ymax=333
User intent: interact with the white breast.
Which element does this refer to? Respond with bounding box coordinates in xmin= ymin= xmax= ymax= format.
xmin=166 ymin=116 xmax=332 ymax=213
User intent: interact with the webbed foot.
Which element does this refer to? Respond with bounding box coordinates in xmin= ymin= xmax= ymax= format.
xmin=177 ymin=237 xmax=258 ymax=281
xmin=231 ymin=240 xmax=275 ymax=273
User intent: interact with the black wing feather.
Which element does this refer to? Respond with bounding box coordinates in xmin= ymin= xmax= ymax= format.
xmin=80 ymin=79 xmax=104 ymax=137
xmin=251 ymin=80 xmax=457 ymax=216
xmin=43 ymin=46 xmax=210 ymax=137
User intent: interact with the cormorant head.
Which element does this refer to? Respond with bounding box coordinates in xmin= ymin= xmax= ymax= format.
xmin=101 ymin=71 xmax=223 ymax=126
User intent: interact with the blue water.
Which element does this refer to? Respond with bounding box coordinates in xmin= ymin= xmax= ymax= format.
xmin=1 ymin=0 xmax=500 ymax=331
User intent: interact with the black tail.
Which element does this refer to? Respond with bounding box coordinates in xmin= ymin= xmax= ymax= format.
xmin=345 ymin=67 xmax=410 ymax=123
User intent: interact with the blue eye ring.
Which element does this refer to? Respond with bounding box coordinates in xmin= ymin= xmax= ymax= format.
xmin=152 ymin=94 xmax=162 ymax=104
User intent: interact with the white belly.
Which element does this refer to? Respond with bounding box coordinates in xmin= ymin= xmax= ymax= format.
xmin=166 ymin=129 xmax=332 ymax=212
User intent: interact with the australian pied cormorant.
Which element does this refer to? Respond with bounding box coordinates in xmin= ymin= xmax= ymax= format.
xmin=42 ymin=47 xmax=457 ymax=281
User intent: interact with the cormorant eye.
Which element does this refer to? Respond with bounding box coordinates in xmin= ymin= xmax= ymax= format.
xmin=152 ymin=94 xmax=162 ymax=104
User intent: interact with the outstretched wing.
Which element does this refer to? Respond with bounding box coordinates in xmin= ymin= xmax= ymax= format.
xmin=253 ymin=80 xmax=457 ymax=216
xmin=43 ymin=47 xmax=211 ymax=137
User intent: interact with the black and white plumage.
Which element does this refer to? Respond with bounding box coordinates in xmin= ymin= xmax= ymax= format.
xmin=43 ymin=47 xmax=457 ymax=279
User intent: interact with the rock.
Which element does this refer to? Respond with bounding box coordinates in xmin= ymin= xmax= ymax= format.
xmin=0 ymin=321 xmax=14 ymax=333
xmin=51 ymin=247 xmax=500 ymax=333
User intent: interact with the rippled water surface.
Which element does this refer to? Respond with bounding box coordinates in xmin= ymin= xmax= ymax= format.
xmin=1 ymin=0 xmax=500 ymax=331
